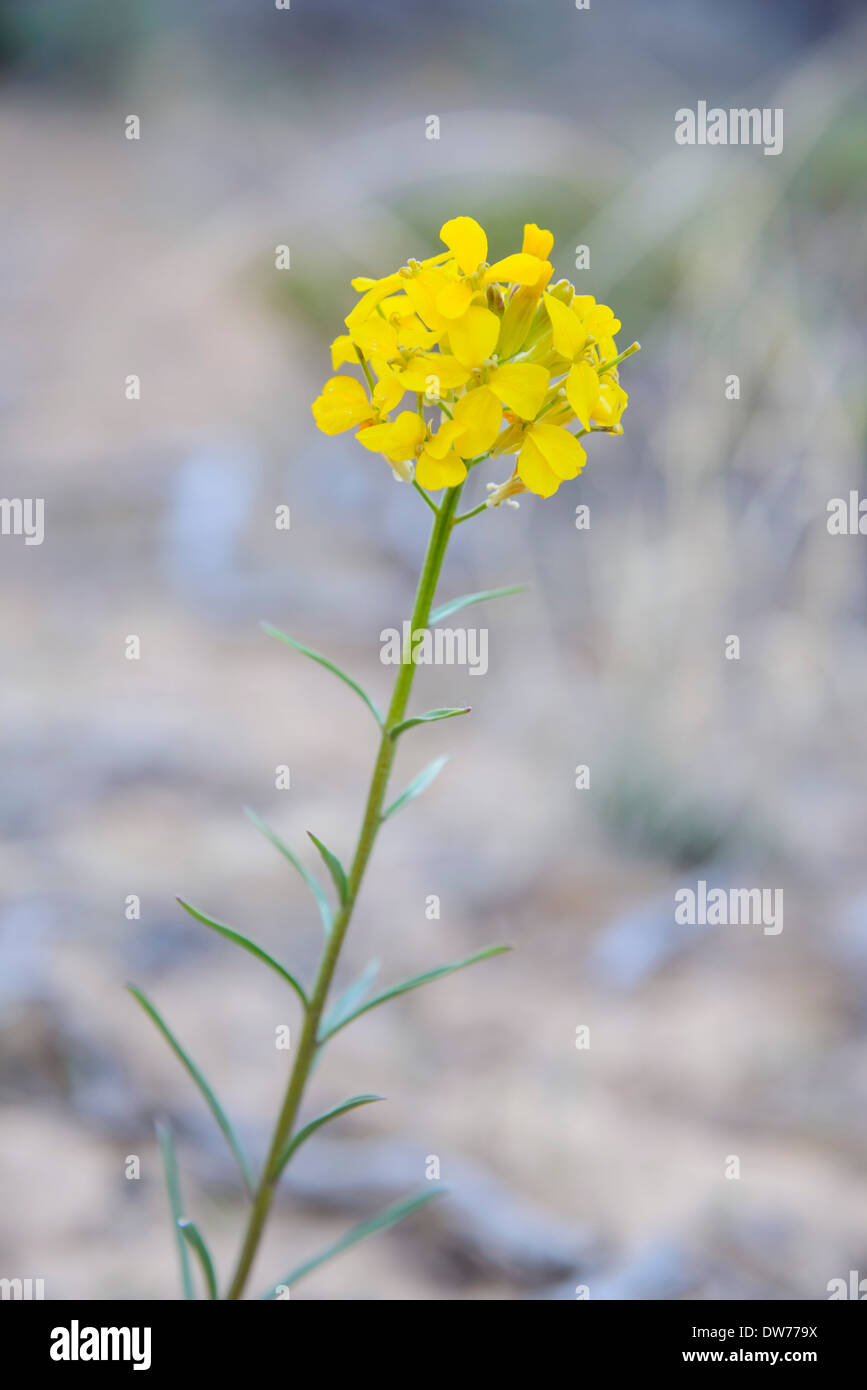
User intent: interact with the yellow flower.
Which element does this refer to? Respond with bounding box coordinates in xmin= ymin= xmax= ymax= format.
xmin=542 ymin=293 xmax=630 ymax=429
xmin=402 ymin=217 xmax=553 ymax=369
xmin=311 ymin=215 xmax=638 ymax=503
xmin=573 ymin=295 xmax=621 ymax=360
xmin=355 ymin=411 xmax=425 ymax=480
xmin=401 ymin=260 xmax=500 ymax=369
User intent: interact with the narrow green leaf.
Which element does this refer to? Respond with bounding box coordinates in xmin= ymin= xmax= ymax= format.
xmin=260 ymin=1188 xmax=445 ymax=1298
xmin=244 ymin=807 xmax=332 ymax=937
xmin=261 ymin=622 xmax=383 ymax=727
xmin=176 ymin=898 xmax=308 ymax=1008
xmin=156 ymin=1119 xmax=194 ymax=1300
xmin=429 ymin=584 xmax=525 ymax=625
xmin=383 ymin=754 xmax=451 ymax=820
xmin=320 ymin=957 xmax=381 ymax=1037
xmin=306 ymin=832 xmax=348 ymax=907
xmin=390 ymin=706 xmax=471 ymax=739
xmin=178 ymin=1220 xmax=218 ymax=1300
xmin=318 ymin=945 xmax=511 ymax=1043
xmin=127 ymin=985 xmax=254 ymax=1196
xmin=274 ymin=1094 xmax=384 ymax=1177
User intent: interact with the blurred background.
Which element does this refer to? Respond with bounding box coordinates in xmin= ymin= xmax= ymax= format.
xmin=1 ymin=0 xmax=866 ymax=1300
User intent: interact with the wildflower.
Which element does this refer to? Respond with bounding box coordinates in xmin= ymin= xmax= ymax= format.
xmin=401 ymin=217 xmax=552 ymax=369
xmin=355 ymin=411 xmax=425 ymax=481
xmin=311 ymin=216 xmax=638 ymax=501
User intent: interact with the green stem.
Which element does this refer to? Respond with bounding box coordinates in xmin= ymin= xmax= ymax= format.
xmin=454 ymin=500 xmax=489 ymax=525
xmin=596 ymin=340 xmax=641 ymax=375
xmin=225 ymin=482 xmax=464 ymax=1300
xmin=412 ymin=479 xmax=439 ymax=516
xmin=354 ymin=346 xmax=376 ymax=394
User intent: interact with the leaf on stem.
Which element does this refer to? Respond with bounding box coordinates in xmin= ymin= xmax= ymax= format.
xmin=261 ymin=623 xmax=384 ymax=727
xmin=127 ymin=985 xmax=255 ymax=1196
xmin=389 ymin=707 xmax=471 ymax=739
xmin=176 ymin=898 xmax=308 ymax=1008
xmin=429 ymin=584 xmax=525 ymax=625
xmin=306 ymin=832 xmax=348 ymax=907
xmin=156 ymin=1119 xmax=194 ymax=1300
xmin=244 ymin=807 xmax=333 ymax=938
xmin=321 ymin=957 xmax=381 ymax=1037
xmin=382 ymin=754 xmax=451 ymax=820
xmin=318 ymin=944 xmax=511 ymax=1043
xmin=273 ymin=1094 xmax=384 ymax=1177
xmin=260 ymin=1188 xmax=446 ymax=1299
xmin=178 ymin=1220 xmax=218 ymax=1300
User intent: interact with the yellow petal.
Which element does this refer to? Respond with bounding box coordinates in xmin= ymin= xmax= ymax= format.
xmin=527 ymin=422 xmax=587 ymax=480
xmin=354 ymin=421 xmax=397 ymax=453
xmin=448 ymin=305 xmax=500 ymax=367
xmin=356 ymin=411 xmax=424 ymax=461
xmin=522 ymin=224 xmax=554 ymax=260
xmin=378 ymin=293 xmax=414 ymax=318
xmin=516 ymin=434 xmax=561 ymax=498
xmin=436 ymin=278 xmax=475 ymax=320
xmin=564 ymin=361 xmax=601 ymax=429
xmin=345 ymin=273 xmax=403 ymax=331
xmin=397 ymin=352 xmax=472 ymax=393
xmin=352 ymin=316 xmax=398 ymax=359
xmin=397 ymin=318 xmax=443 ymax=352
xmin=439 ymin=216 xmax=488 ymax=276
xmin=544 ymin=293 xmax=588 ymax=361
xmin=452 ymin=387 xmax=502 ymax=458
xmin=572 ymin=295 xmax=596 ymax=319
xmin=488 ymin=363 xmax=549 ymax=420
xmin=330 ymin=335 xmax=357 ymax=370
xmin=311 ymin=376 xmax=371 ymax=434
xmin=392 ymin=412 xmax=427 ymax=454
xmin=585 ymin=303 xmax=621 ymax=338
xmin=595 ymin=335 xmax=619 ymax=363
xmin=402 ymin=267 xmax=451 ymax=331
xmin=424 ymin=419 xmax=466 ymax=460
xmin=416 ymin=448 xmax=468 ymax=491
xmin=594 ymin=378 xmax=629 ymax=425
xmin=372 ymin=375 xmax=405 ymax=414
xmin=484 ymin=254 xmax=550 ymax=286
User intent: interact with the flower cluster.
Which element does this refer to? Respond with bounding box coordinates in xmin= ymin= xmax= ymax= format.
xmin=312 ymin=217 xmax=638 ymax=501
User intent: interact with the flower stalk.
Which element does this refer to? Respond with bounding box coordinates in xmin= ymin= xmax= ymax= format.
xmin=225 ymin=483 xmax=463 ymax=1300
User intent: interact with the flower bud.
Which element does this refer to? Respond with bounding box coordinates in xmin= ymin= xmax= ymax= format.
xmin=486 ymin=283 xmax=505 ymax=314
xmin=547 ymin=279 xmax=575 ymax=305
